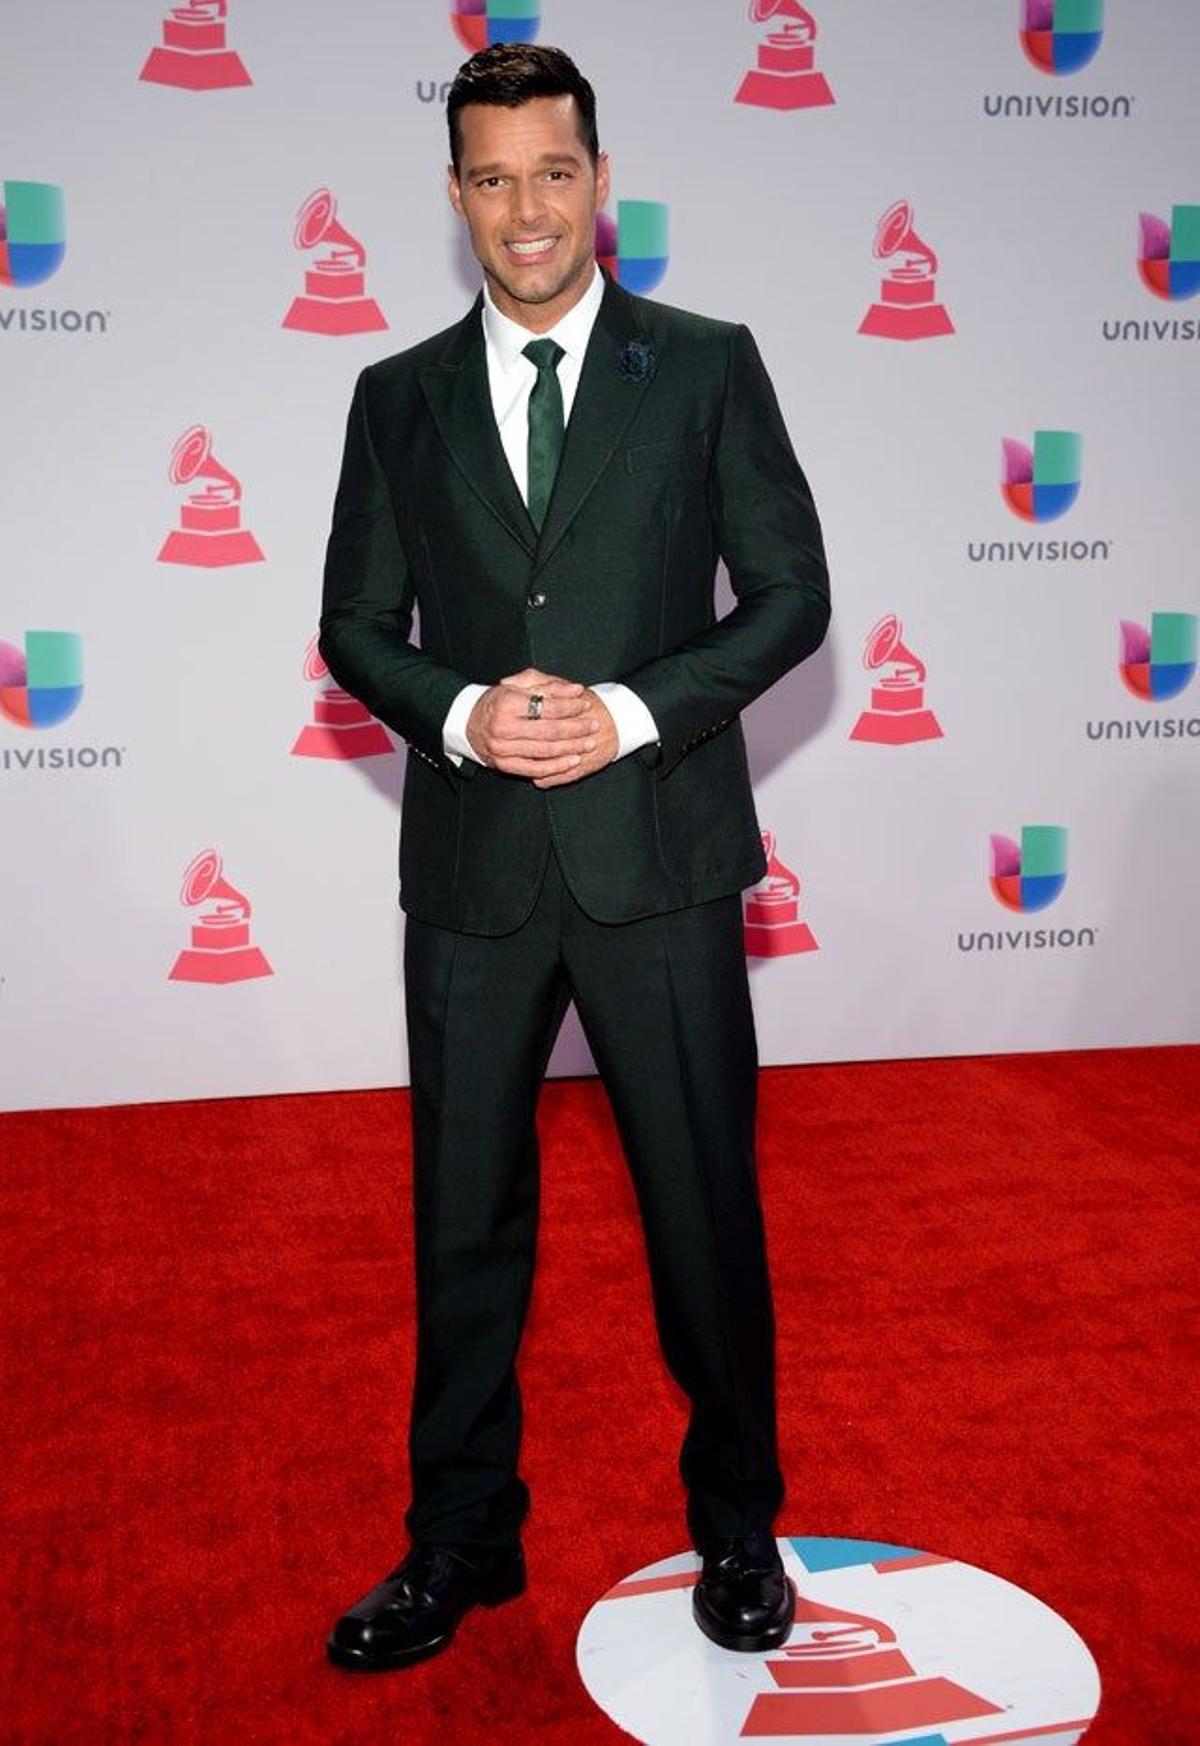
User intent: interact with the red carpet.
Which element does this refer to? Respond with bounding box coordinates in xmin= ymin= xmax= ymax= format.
xmin=3 ymin=1046 xmax=1198 ymax=1744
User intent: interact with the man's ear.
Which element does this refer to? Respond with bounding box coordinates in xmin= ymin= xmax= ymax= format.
xmin=595 ymin=150 xmax=611 ymax=212
xmin=447 ymin=166 xmax=464 ymax=219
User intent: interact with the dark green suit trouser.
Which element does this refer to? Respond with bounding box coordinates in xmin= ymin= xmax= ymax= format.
xmin=401 ymin=842 xmax=785 ymax=1555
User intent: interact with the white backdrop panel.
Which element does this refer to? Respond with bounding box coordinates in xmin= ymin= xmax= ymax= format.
xmin=1 ymin=1 xmax=1197 ymax=1111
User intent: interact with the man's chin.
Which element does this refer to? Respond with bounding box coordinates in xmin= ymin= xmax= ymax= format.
xmin=487 ymin=255 xmax=593 ymax=309
xmin=490 ymin=274 xmax=567 ymax=308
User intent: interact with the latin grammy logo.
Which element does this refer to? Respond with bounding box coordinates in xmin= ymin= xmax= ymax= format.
xmin=139 ymin=0 xmax=252 ymax=92
xmin=291 ymin=634 xmax=392 ymax=760
xmin=169 ymin=849 xmax=273 ymax=985
xmin=742 ymin=1591 xmax=1005 ymax=1737
xmin=858 ymin=199 xmax=955 ymax=340
xmin=744 ymin=830 xmax=818 ymax=957
xmin=282 ymin=189 xmax=388 ymax=337
xmin=735 ymin=0 xmax=835 ymax=111
xmin=157 ymin=425 xmax=264 ymax=568
xmin=850 ymin=614 xmax=944 ymax=744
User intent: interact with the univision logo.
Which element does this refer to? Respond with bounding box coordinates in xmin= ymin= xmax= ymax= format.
xmin=1001 ymin=429 xmax=1080 ymax=523
xmin=0 ymin=180 xmax=64 ymax=286
xmin=1021 ymin=0 xmax=1104 ymax=75
xmin=0 ymin=631 xmax=123 ymax=773
xmin=1102 ymin=207 xmax=1200 ymax=342
xmin=1120 ymin=612 xmax=1197 ymax=700
xmin=0 ymin=180 xmax=109 ymax=336
xmin=0 ymin=630 xmax=82 ymax=727
xmin=595 ymin=201 xmax=669 ymax=295
xmin=1086 ymin=612 xmax=1200 ymax=743
xmin=1138 ymin=206 xmax=1200 ymax=302
xmin=983 ymin=0 xmax=1134 ymax=119
xmin=990 ymin=824 xmax=1067 ymax=913
xmin=968 ymin=427 xmax=1110 ymax=565
xmin=416 ymin=1 xmax=541 ymax=103
xmin=958 ymin=824 xmax=1097 ymax=954
xmin=451 ymin=0 xmax=539 ymax=53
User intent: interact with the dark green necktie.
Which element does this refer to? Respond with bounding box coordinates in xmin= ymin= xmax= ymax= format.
xmin=522 ymin=338 xmax=565 ymax=531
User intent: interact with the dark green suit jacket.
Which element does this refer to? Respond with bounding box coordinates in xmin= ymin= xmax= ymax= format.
xmin=319 ymin=268 xmax=830 ymax=935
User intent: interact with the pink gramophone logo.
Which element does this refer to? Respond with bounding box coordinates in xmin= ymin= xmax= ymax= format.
xmin=291 ymin=634 xmax=392 ymax=760
xmin=169 ymin=849 xmax=273 ymax=984
xmin=744 ymin=830 xmax=818 ymax=957
xmin=139 ymin=1 xmax=252 ymax=91
xmin=859 ymin=199 xmax=955 ymax=340
xmin=850 ymin=614 xmax=943 ymax=745
xmin=742 ymin=1589 xmax=1004 ymax=1737
xmin=156 ymin=425 xmax=264 ymax=568
xmin=735 ymin=0 xmax=835 ymax=110
xmin=282 ymin=189 xmax=388 ymax=337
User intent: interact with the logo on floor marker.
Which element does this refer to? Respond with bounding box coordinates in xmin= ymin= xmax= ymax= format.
xmin=577 ymin=1535 xmax=1099 ymax=1745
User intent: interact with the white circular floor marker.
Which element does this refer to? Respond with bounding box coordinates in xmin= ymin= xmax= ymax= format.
xmin=577 ymin=1535 xmax=1100 ymax=1745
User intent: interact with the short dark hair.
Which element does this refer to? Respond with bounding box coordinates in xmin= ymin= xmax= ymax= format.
xmin=446 ymin=43 xmax=600 ymax=176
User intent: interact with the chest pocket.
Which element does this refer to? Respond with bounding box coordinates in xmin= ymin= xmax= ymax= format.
xmin=624 ymin=427 xmax=712 ymax=474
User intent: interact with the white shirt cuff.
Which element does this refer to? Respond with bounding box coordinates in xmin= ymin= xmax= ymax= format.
xmin=442 ymin=682 xmax=489 ymax=766
xmin=591 ymin=682 xmax=659 ymax=760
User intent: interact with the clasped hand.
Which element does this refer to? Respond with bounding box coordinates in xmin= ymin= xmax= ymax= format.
xmin=465 ymin=667 xmax=618 ymax=788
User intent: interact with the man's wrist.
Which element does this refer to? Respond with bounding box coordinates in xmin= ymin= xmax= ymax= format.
xmin=590 ymin=682 xmax=659 ymax=759
xmin=442 ymin=682 xmax=489 ymax=766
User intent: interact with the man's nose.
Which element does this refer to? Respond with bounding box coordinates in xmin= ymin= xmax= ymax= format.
xmin=508 ymin=180 xmax=548 ymax=229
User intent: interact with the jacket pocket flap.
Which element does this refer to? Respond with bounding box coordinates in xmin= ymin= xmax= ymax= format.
xmin=625 ymin=428 xmax=710 ymax=474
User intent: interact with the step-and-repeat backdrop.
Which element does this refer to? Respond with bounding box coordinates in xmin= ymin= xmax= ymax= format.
xmin=2 ymin=2 xmax=1197 ymax=1111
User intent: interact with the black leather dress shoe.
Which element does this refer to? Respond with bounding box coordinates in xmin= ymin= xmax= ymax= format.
xmin=692 ymin=1529 xmax=795 ymax=1652
xmin=326 ymin=1541 xmax=526 ymax=1671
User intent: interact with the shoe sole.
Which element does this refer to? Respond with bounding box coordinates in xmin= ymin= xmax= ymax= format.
xmin=325 ymin=1567 xmax=527 ymax=1672
xmin=691 ymin=1574 xmax=797 ymax=1654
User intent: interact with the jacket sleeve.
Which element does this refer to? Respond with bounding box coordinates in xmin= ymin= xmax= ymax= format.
xmin=318 ymin=367 xmax=473 ymax=772
xmin=617 ymin=323 xmax=830 ymax=779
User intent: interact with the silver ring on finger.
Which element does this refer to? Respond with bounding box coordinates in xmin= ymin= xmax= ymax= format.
xmin=526 ymin=692 xmax=544 ymax=720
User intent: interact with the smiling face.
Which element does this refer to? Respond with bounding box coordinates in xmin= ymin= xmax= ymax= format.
xmin=448 ymin=93 xmax=610 ymax=333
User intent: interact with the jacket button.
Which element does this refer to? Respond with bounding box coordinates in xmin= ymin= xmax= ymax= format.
xmin=527 ymin=591 xmax=547 ymax=609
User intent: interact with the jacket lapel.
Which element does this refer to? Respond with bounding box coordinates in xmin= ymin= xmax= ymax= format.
xmin=417 ymin=294 xmax=538 ymax=556
xmin=532 ymin=271 xmax=659 ymax=575
xmin=416 ymin=270 xmax=661 ymax=569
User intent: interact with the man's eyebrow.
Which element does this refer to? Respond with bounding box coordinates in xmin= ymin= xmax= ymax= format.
xmin=466 ymin=152 xmax=584 ymax=177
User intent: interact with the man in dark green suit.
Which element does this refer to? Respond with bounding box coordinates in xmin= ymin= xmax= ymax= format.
xmin=322 ymin=43 xmax=829 ymax=1672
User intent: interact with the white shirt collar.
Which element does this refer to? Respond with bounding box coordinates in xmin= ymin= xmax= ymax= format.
xmin=482 ymin=262 xmax=604 ymax=370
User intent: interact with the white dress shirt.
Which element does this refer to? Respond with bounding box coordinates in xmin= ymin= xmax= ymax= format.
xmin=441 ymin=264 xmax=659 ymax=767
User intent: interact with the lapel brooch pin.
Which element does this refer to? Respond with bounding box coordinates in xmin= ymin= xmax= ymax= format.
xmin=617 ymin=338 xmax=656 ymax=382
